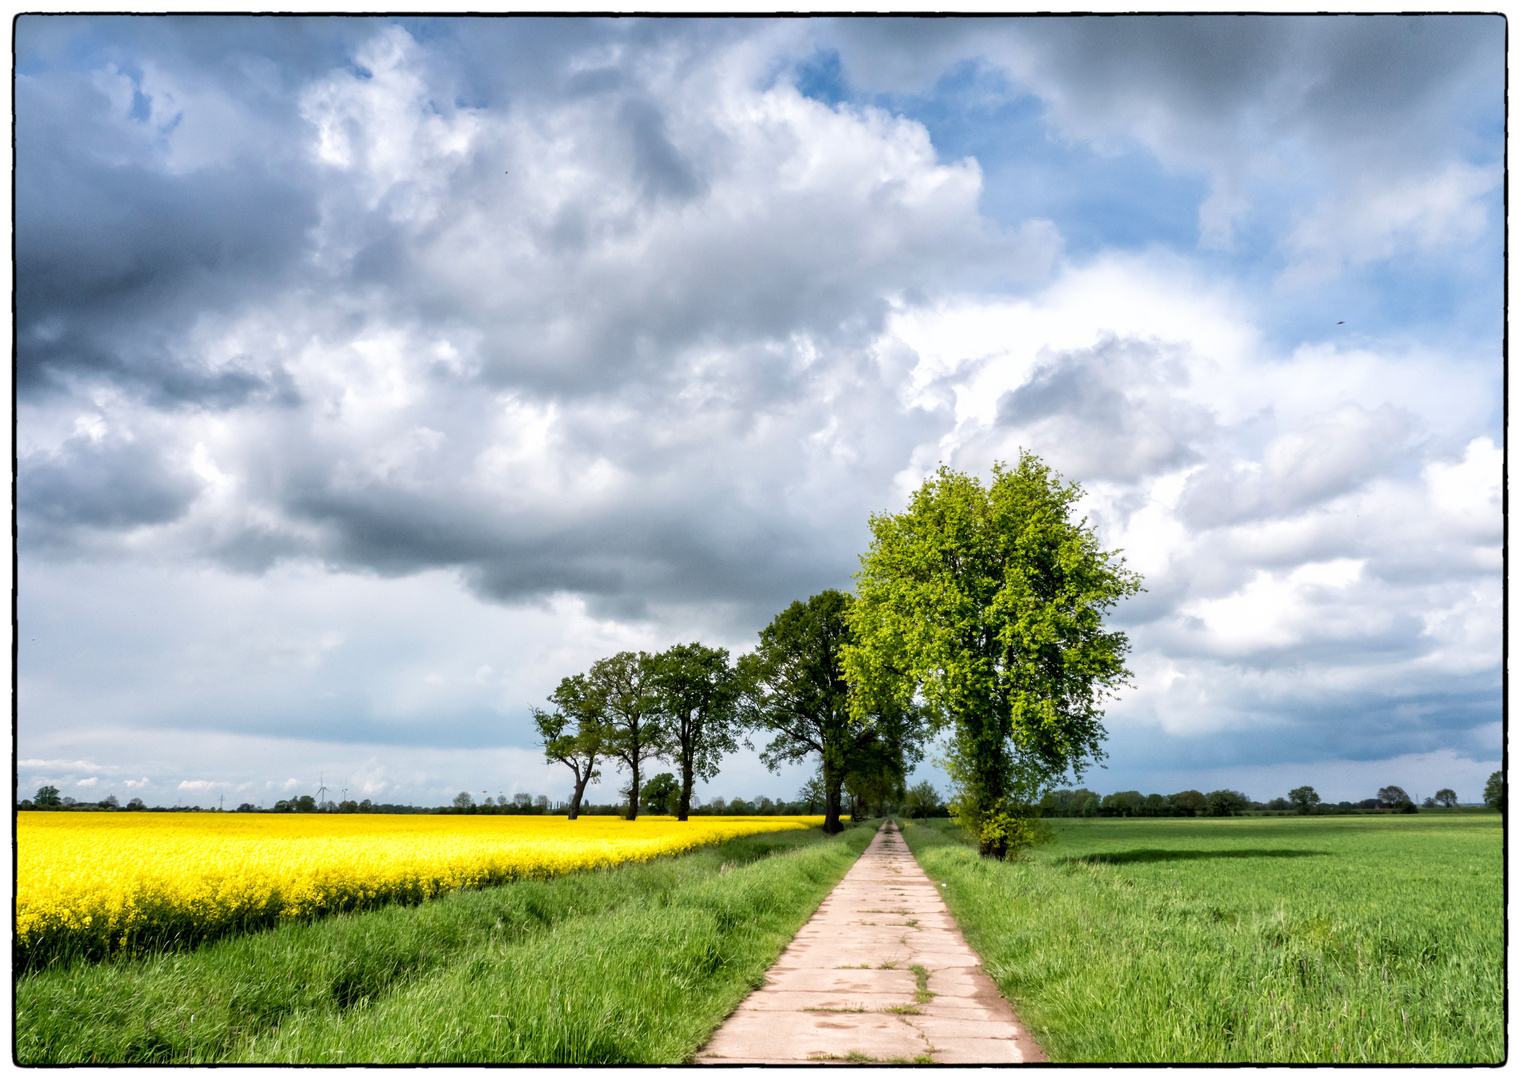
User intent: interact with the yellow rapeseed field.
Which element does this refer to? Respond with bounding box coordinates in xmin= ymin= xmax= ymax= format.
xmin=16 ymin=812 xmax=819 ymax=970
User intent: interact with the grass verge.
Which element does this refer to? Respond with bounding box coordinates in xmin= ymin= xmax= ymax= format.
xmin=17 ymin=821 xmax=877 ymax=1064
xmin=899 ymin=814 xmax=1502 ymax=1064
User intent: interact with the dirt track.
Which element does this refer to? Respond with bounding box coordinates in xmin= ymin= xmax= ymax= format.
xmin=697 ymin=820 xmax=1045 ymax=1064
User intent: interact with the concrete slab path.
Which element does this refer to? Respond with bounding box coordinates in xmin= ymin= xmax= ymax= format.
xmin=697 ymin=821 xmax=1045 ymax=1065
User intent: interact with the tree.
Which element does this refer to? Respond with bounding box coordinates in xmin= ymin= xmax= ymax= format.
xmin=99 ymin=794 xmax=120 ymax=809
xmin=532 ymin=671 xmax=608 ymax=820
xmin=1102 ymin=791 xmax=1144 ymax=816
xmin=1169 ymin=790 xmax=1206 ymax=815
xmin=901 ymin=780 xmax=944 ymax=818
xmin=1477 ymin=777 xmax=1501 ymax=814
xmin=1206 ymin=789 xmax=1250 ymax=816
xmin=797 ymin=776 xmax=826 ymax=813
xmin=1377 ymin=785 xmax=1411 ymax=808
xmin=650 ymin=643 xmax=743 ymax=821
xmin=126 ymin=797 xmax=146 ymax=811
xmin=587 ymin=651 xmax=666 ymax=820
xmin=1434 ymin=788 xmax=1458 ymax=808
xmin=1288 ymin=785 xmax=1321 ymax=815
xmin=294 ymin=794 xmax=317 ymax=813
xmin=453 ymin=791 xmax=475 ymax=810
xmin=739 ymin=590 xmax=861 ymax=835
xmin=844 ymin=455 xmax=1143 ymax=858
xmin=843 ymin=696 xmax=924 ymax=819
xmin=641 ymin=772 xmax=680 ymax=816
xmin=34 ymin=785 xmax=61 ymax=807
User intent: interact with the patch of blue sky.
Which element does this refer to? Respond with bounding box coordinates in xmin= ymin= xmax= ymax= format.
xmin=1245 ymin=245 xmax=1504 ymax=371
xmin=793 ymin=46 xmax=848 ymax=107
xmin=791 ymin=48 xmax=1501 ymax=370
xmin=796 ymin=54 xmax=1213 ymax=260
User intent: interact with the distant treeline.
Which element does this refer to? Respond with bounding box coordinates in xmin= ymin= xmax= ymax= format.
xmin=18 ymin=775 xmax=1501 ymax=817
xmin=1041 ymin=785 xmax=1493 ymax=817
xmin=14 ymin=791 xmax=848 ymax=817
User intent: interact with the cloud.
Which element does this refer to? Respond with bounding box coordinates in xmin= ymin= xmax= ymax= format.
xmin=989 ymin=335 xmax=1216 ymax=483
xmin=1176 ymin=404 xmax=1415 ymax=527
xmin=14 ymin=18 xmax=1500 ymax=804
xmin=825 ymin=15 xmax=1502 ymax=263
xmin=178 ymin=779 xmax=216 ymax=790
xmin=19 ymin=432 xmax=203 ymax=543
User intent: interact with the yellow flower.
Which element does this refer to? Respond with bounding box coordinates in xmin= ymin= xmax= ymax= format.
xmin=16 ymin=812 xmax=818 ymax=966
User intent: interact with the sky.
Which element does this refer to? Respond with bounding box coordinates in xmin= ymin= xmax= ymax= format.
xmin=15 ymin=15 xmax=1504 ymax=810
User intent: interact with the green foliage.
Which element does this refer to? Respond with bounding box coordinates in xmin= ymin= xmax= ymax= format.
xmin=1169 ymin=790 xmax=1207 ymax=814
xmin=452 ymin=792 xmax=474 ymax=810
xmin=739 ymin=590 xmax=878 ymax=835
xmin=1481 ymin=772 xmax=1502 ymax=811
xmin=1433 ymin=789 xmax=1457 ymax=809
xmin=1102 ymin=791 xmax=1144 ymax=815
xmin=586 ymin=652 xmax=667 ymax=820
xmin=648 ymin=643 xmax=742 ymax=820
xmin=640 ymin=773 xmax=680 ymax=816
xmin=1206 ymin=789 xmax=1251 ymax=817
xmin=1288 ymin=786 xmax=1321 ymax=814
xmin=845 ymin=454 xmax=1142 ymax=858
xmin=533 ymin=672 xmax=608 ymax=819
xmin=1377 ymin=786 xmax=1412 ymax=809
xmin=900 ymin=814 xmax=1502 ymax=1063
xmin=16 ymin=824 xmax=876 ymax=1064
xmin=900 ymin=780 xmax=944 ymax=818
xmin=35 ymin=785 xmax=62 ymax=807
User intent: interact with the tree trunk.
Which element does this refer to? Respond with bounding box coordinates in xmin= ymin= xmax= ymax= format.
xmin=678 ymin=757 xmax=693 ymax=822
xmin=626 ymin=759 xmax=640 ymax=820
xmin=822 ymin=765 xmax=844 ymax=835
xmin=567 ymin=771 xmax=589 ymax=820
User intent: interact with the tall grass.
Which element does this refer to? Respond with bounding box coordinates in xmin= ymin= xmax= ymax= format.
xmin=900 ymin=814 xmax=1502 ymax=1063
xmin=16 ymin=823 xmax=875 ymax=1064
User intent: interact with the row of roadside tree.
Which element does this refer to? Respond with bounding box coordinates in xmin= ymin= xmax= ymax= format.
xmin=1042 ymin=779 xmax=1504 ymax=817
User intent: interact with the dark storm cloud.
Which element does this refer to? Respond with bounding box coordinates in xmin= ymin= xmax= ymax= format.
xmin=19 ymin=436 xmax=202 ymax=535
xmin=1112 ymin=676 xmax=1499 ymax=773
xmin=15 ymin=41 xmax=321 ymax=402
xmin=829 ymin=15 xmax=1500 ymax=157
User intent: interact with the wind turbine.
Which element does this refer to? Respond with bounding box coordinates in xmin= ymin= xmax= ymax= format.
xmin=316 ymin=774 xmax=331 ymax=810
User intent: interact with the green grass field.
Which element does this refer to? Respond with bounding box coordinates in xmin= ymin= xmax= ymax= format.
xmin=16 ymin=822 xmax=876 ymax=1064
xmin=900 ymin=813 xmax=1503 ymax=1064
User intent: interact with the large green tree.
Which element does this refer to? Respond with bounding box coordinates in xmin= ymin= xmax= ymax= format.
xmin=1288 ymin=785 xmax=1321 ymax=814
xmin=531 ymin=671 xmax=607 ymax=820
xmin=587 ymin=651 xmax=667 ymax=820
xmin=841 ymin=698 xmax=923 ymax=819
xmin=650 ymin=643 xmax=743 ymax=821
xmin=844 ymin=454 xmax=1142 ymax=858
xmin=1483 ymin=771 xmax=1503 ymax=812
xmin=739 ymin=590 xmax=860 ymax=835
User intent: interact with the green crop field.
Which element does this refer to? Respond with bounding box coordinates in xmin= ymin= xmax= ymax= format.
xmin=901 ymin=813 xmax=1503 ymax=1064
xmin=15 ymin=822 xmax=875 ymax=1065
